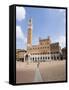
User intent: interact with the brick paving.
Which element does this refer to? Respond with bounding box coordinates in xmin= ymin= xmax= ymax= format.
xmin=39 ymin=60 xmax=66 ymax=82
xmin=16 ymin=60 xmax=66 ymax=83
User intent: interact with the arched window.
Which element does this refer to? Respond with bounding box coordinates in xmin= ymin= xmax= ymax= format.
xmin=33 ymin=57 xmax=34 ymax=61
xmin=54 ymin=56 xmax=56 ymax=60
xmin=48 ymin=57 xmax=49 ymax=59
xmin=57 ymin=57 xmax=59 ymax=60
xmin=51 ymin=57 xmax=53 ymax=59
xmin=40 ymin=57 xmax=42 ymax=59
xmin=43 ymin=57 xmax=44 ymax=60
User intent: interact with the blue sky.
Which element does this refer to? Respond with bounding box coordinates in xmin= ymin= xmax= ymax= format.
xmin=16 ymin=6 xmax=66 ymax=49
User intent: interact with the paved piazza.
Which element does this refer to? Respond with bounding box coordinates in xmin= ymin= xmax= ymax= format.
xmin=16 ymin=60 xmax=66 ymax=83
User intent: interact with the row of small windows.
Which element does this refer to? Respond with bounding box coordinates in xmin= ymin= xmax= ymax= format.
xmin=30 ymin=57 xmax=50 ymax=60
xmin=30 ymin=56 xmax=60 ymax=61
xmin=31 ymin=52 xmax=50 ymax=55
xmin=28 ymin=46 xmax=49 ymax=50
xmin=28 ymin=46 xmax=59 ymax=50
xmin=30 ymin=52 xmax=59 ymax=55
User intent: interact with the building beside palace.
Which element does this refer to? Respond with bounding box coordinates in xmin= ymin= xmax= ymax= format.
xmin=16 ymin=18 xmax=66 ymax=62
xmin=62 ymin=47 xmax=66 ymax=59
xmin=16 ymin=49 xmax=27 ymax=62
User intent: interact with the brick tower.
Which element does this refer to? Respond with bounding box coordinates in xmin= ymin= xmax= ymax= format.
xmin=27 ymin=18 xmax=32 ymax=47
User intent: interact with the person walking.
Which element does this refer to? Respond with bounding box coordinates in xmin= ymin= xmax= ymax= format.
xmin=37 ymin=60 xmax=40 ymax=68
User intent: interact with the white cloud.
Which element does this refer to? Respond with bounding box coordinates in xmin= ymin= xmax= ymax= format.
xmin=58 ymin=9 xmax=65 ymax=13
xmin=58 ymin=36 xmax=66 ymax=48
xmin=16 ymin=7 xmax=26 ymax=21
xmin=16 ymin=26 xmax=23 ymax=39
xmin=16 ymin=26 xmax=27 ymax=43
xmin=53 ymin=35 xmax=66 ymax=48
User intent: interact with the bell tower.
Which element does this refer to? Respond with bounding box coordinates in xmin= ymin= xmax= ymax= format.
xmin=27 ymin=18 xmax=32 ymax=47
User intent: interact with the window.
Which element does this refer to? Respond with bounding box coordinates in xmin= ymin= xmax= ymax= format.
xmin=48 ymin=57 xmax=49 ymax=59
xmin=33 ymin=57 xmax=34 ymax=61
xmin=51 ymin=57 xmax=53 ymax=59
xmin=54 ymin=56 xmax=56 ymax=60
xmin=43 ymin=57 xmax=44 ymax=60
xmin=45 ymin=57 xmax=47 ymax=59
xmin=57 ymin=57 xmax=59 ymax=59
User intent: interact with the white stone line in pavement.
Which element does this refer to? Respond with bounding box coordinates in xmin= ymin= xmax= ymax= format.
xmin=33 ymin=67 xmax=43 ymax=82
